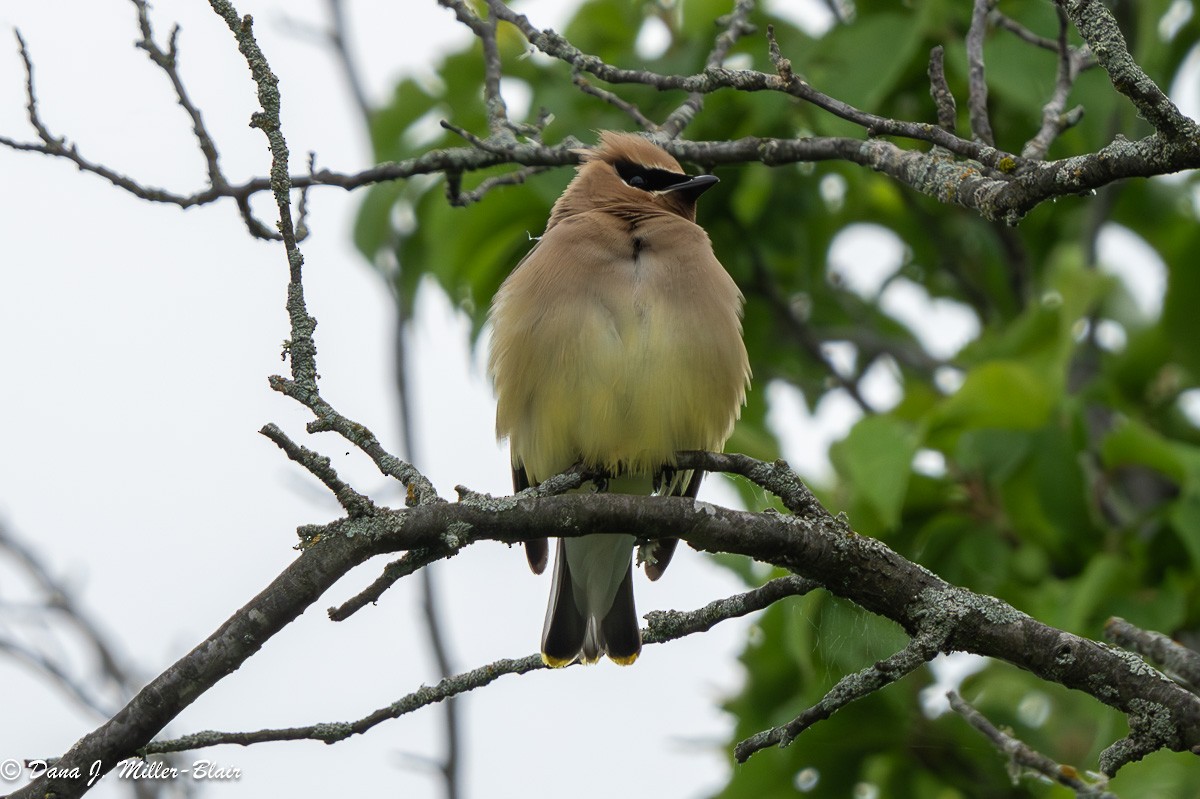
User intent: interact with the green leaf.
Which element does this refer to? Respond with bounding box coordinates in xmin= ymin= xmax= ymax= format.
xmin=1167 ymin=488 xmax=1200 ymax=571
xmin=1102 ymin=417 xmax=1187 ymax=482
xmin=830 ymin=415 xmax=920 ymax=531
xmin=932 ymin=361 xmax=1057 ymax=433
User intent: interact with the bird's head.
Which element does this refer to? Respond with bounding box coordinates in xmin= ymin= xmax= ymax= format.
xmin=549 ymin=131 xmax=719 ymax=226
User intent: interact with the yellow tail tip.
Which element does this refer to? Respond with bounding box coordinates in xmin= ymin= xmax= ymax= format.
xmin=608 ymin=652 xmax=639 ymax=666
xmin=541 ymin=652 xmax=576 ymax=669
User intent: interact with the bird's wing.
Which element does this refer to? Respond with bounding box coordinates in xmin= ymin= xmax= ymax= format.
xmin=512 ymin=463 xmax=548 ymax=574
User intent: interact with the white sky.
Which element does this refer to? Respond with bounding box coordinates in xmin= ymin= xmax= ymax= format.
xmin=0 ymin=1 xmax=1185 ymax=798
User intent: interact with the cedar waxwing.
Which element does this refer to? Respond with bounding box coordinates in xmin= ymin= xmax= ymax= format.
xmin=488 ymin=131 xmax=750 ymax=667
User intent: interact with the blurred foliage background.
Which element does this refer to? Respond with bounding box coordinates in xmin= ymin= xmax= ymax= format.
xmin=354 ymin=0 xmax=1200 ymax=796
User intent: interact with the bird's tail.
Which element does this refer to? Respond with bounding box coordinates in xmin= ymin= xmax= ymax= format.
xmin=541 ymin=536 xmax=641 ymax=667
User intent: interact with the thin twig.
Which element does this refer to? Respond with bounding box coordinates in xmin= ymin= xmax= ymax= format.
xmin=266 ymin=377 xmax=441 ymax=506
xmin=928 ymin=45 xmax=957 ymax=133
xmin=571 ymin=71 xmax=656 ymax=130
xmin=140 ymin=575 xmax=815 ymax=755
xmin=734 ymin=632 xmax=944 ymax=761
xmin=327 ymin=548 xmax=446 ymax=620
xmin=442 ymin=0 xmax=511 ymax=139
xmin=948 ymin=692 xmax=1119 ymax=798
xmin=132 ymin=0 xmax=224 ymax=188
xmin=0 ymin=637 xmax=117 ymax=719
xmin=966 ymin=0 xmax=997 ymax=146
xmin=674 ymin=451 xmax=824 ymax=517
xmin=990 ymin=10 xmax=1061 ymax=52
xmin=660 ymin=0 xmax=758 ymax=138
xmin=486 ymin=1 xmax=1026 ymax=172
xmin=445 ymin=164 xmax=554 ymax=206
xmin=323 ymin=0 xmax=372 ymax=120
xmin=260 ymin=423 xmax=376 ymax=517
xmin=1022 ymin=4 xmax=1087 ymax=160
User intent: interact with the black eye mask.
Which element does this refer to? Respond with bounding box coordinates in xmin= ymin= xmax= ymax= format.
xmin=613 ymin=160 xmax=693 ymax=191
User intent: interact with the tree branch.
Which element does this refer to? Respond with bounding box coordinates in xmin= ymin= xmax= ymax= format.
xmin=658 ymin=0 xmax=758 ymax=139
xmin=15 ymin=461 xmax=1200 ymax=797
xmin=948 ymin=691 xmax=1119 ymax=798
xmin=5 ymin=2 xmax=1200 ymax=228
xmin=260 ymin=423 xmax=376 ymax=517
xmin=137 ymin=575 xmax=814 ymax=755
xmin=735 ymin=630 xmax=944 ymax=760
xmin=1056 ymin=0 xmax=1197 ymax=140
xmin=966 ymin=0 xmax=997 ymax=146
xmin=1106 ymin=618 xmax=1200 ymax=696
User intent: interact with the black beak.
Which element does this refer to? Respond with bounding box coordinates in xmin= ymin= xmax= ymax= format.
xmin=662 ymin=174 xmax=719 ymax=198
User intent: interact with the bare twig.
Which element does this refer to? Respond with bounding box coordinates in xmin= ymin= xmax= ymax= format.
xmin=990 ymin=9 xmax=1061 ymax=52
xmin=734 ymin=631 xmax=944 ymax=761
xmin=659 ymin=0 xmax=758 ymax=138
xmin=260 ymin=423 xmax=376 ymax=517
xmin=2 ymin=30 xmax=204 ymax=205
xmin=673 ymin=451 xmax=824 ymax=517
xmin=742 ymin=231 xmax=876 ymax=412
xmin=1022 ymin=5 xmax=1087 ymax=160
xmin=0 ymin=637 xmax=117 ymax=719
xmin=140 ymin=575 xmax=815 ymax=755
xmin=327 ymin=548 xmax=445 ymax=620
xmin=441 ymin=0 xmax=511 ymax=139
xmin=948 ymin=692 xmax=1119 ymax=798
xmin=571 ymin=71 xmax=656 ymax=130
xmin=445 ymin=164 xmax=554 ymax=206
xmin=132 ymin=0 xmax=223 ymax=188
xmin=0 ymin=522 xmax=137 ymax=695
xmin=928 ymin=45 xmax=957 ymax=134
xmin=323 ymin=0 xmax=372 ymax=120
xmin=966 ymin=0 xmax=997 ymax=145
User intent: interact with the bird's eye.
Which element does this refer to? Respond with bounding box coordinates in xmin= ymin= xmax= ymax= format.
xmin=628 ymin=175 xmax=647 ymax=189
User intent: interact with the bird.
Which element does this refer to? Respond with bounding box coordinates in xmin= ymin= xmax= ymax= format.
xmin=487 ymin=131 xmax=750 ymax=667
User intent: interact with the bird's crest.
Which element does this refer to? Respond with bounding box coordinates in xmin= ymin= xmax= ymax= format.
xmin=579 ymin=131 xmax=684 ymax=173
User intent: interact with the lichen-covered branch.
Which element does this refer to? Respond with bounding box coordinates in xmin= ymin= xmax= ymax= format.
xmin=14 ymin=458 xmax=1200 ymax=798
xmin=138 ymin=575 xmax=814 ymax=756
xmin=735 ymin=632 xmax=944 ymax=761
xmin=7 ymin=2 xmax=1199 ymax=225
xmin=948 ymin=692 xmax=1119 ymax=798
xmin=1106 ymin=618 xmax=1200 ymax=696
xmin=1056 ymin=0 xmax=1197 ymax=140
xmin=260 ymin=423 xmax=376 ymax=517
